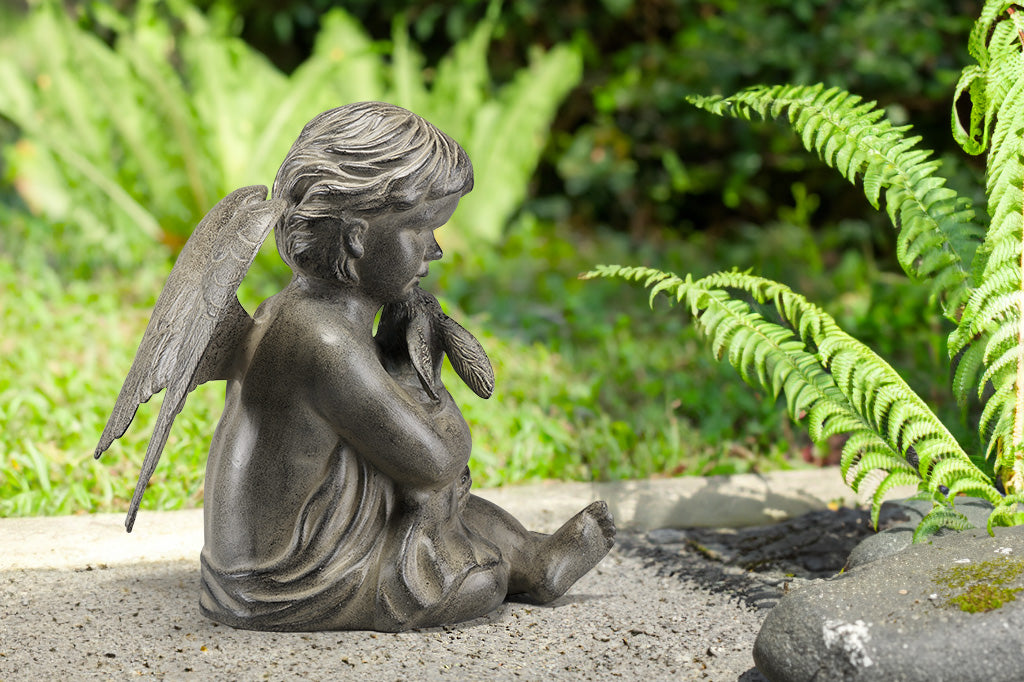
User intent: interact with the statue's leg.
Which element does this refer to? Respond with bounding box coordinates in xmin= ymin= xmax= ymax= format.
xmin=411 ymin=558 xmax=510 ymax=630
xmin=463 ymin=495 xmax=615 ymax=604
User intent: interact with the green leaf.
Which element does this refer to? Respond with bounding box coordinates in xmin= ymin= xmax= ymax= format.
xmin=689 ymin=84 xmax=982 ymax=320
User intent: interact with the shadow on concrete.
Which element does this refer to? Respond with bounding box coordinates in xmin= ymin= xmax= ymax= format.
xmin=615 ymin=505 xmax=902 ymax=612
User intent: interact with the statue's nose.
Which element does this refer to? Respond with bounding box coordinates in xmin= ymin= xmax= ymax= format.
xmin=426 ymin=237 xmax=443 ymax=261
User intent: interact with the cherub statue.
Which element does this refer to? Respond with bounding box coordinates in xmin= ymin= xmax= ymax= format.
xmin=94 ymin=102 xmax=615 ymax=632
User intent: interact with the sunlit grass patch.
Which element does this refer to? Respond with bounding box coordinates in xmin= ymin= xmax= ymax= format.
xmin=2 ymin=244 xmax=801 ymax=517
xmin=0 ymin=257 xmax=217 ymax=516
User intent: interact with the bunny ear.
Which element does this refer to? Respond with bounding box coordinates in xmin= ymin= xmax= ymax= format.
xmin=406 ymin=307 xmax=441 ymax=401
xmin=439 ymin=316 xmax=495 ymax=399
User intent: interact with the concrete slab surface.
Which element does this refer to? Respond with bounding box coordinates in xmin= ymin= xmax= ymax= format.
xmin=1 ymin=544 xmax=769 ymax=681
xmin=0 ymin=468 xmax=903 ymax=681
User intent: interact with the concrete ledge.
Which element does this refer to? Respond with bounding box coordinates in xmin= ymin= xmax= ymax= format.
xmin=2 ymin=508 xmax=205 ymax=571
xmin=482 ymin=466 xmax=902 ymax=534
xmin=0 ymin=467 xmax=911 ymax=571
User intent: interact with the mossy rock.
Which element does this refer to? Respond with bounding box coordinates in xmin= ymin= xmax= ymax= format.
xmin=934 ymin=557 xmax=1024 ymax=613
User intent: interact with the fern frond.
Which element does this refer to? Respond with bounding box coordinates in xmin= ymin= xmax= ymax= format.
xmin=851 ymin=451 xmax=915 ymax=491
xmin=840 ymin=432 xmax=895 ymax=483
xmin=872 ymin=469 xmax=925 ymax=528
xmin=912 ymin=505 xmax=973 ymax=543
xmin=952 ymin=339 xmax=988 ymax=408
xmin=584 ymin=265 xmax=1003 ymax=513
xmin=988 ymin=493 xmax=1024 ymax=533
xmin=979 ymin=381 xmax=1017 ymax=458
xmin=689 ymin=84 xmax=981 ymax=318
xmin=945 ymin=476 xmax=1003 ymax=502
xmin=949 ymin=2 xmax=1024 ymax=491
xmin=928 ymin=457 xmax=1000 ymax=499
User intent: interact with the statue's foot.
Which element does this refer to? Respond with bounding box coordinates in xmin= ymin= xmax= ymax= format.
xmin=520 ymin=501 xmax=615 ymax=604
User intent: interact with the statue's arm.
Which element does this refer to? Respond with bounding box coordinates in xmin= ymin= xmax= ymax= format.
xmin=311 ymin=342 xmax=469 ymax=491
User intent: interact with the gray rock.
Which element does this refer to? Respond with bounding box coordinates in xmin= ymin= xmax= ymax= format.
xmin=846 ymin=497 xmax=995 ymax=569
xmin=754 ymin=525 xmax=1024 ymax=681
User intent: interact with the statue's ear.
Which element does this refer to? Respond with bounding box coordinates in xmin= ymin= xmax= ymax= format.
xmin=343 ymin=216 xmax=367 ymax=258
xmin=337 ymin=216 xmax=367 ymax=282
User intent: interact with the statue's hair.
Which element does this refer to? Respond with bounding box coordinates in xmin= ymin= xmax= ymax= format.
xmin=272 ymin=102 xmax=474 ymax=281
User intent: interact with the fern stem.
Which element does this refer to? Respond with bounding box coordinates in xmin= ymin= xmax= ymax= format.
xmin=1007 ymin=6 xmax=1024 ymax=44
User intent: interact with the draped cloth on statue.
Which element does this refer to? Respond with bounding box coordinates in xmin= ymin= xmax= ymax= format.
xmin=199 ymin=445 xmax=503 ymax=632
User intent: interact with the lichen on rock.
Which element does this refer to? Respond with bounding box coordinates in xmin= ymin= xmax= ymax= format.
xmin=933 ymin=557 xmax=1024 ymax=613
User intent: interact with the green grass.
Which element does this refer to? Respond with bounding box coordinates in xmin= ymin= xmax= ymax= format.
xmin=0 ymin=216 xmax=791 ymax=518
xmin=0 ymin=252 xmax=212 ymax=516
xmin=0 ymin=254 xmax=791 ymax=517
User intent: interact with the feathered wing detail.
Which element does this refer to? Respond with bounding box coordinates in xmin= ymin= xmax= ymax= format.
xmin=94 ymin=185 xmax=286 ymax=532
xmin=439 ymin=315 xmax=494 ymax=399
xmin=406 ymin=304 xmax=441 ymax=401
xmin=378 ymin=289 xmax=445 ymax=400
xmin=378 ymin=287 xmax=494 ymax=401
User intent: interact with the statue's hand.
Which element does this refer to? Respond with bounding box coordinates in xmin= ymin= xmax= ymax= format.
xmin=377 ymin=288 xmax=495 ymax=401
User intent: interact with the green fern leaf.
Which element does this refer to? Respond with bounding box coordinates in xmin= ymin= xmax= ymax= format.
xmin=988 ymin=494 xmax=1024 ymax=533
xmin=851 ymin=452 xmax=915 ymax=491
xmin=871 ymin=469 xmax=924 ymax=528
xmin=585 ymin=265 xmax=1009 ymax=516
xmin=840 ymin=432 xmax=894 ymax=482
xmin=586 ymin=266 xmax=991 ymax=499
xmin=689 ymin=84 xmax=981 ymax=319
xmin=945 ymin=476 xmax=1004 ymax=502
xmin=949 ymin=4 xmax=1024 ymax=489
xmin=927 ymin=457 xmax=997 ymax=497
xmin=911 ymin=505 xmax=973 ymax=543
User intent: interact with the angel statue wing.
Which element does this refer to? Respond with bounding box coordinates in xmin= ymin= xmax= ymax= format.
xmin=94 ymin=185 xmax=286 ymax=532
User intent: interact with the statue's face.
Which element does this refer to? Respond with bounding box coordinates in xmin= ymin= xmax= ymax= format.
xmin=354 ymin=193 xmax=459 ymax=303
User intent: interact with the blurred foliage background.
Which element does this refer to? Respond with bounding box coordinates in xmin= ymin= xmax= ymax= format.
xmin=0 ymin=0 xmax=985 ymax=516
